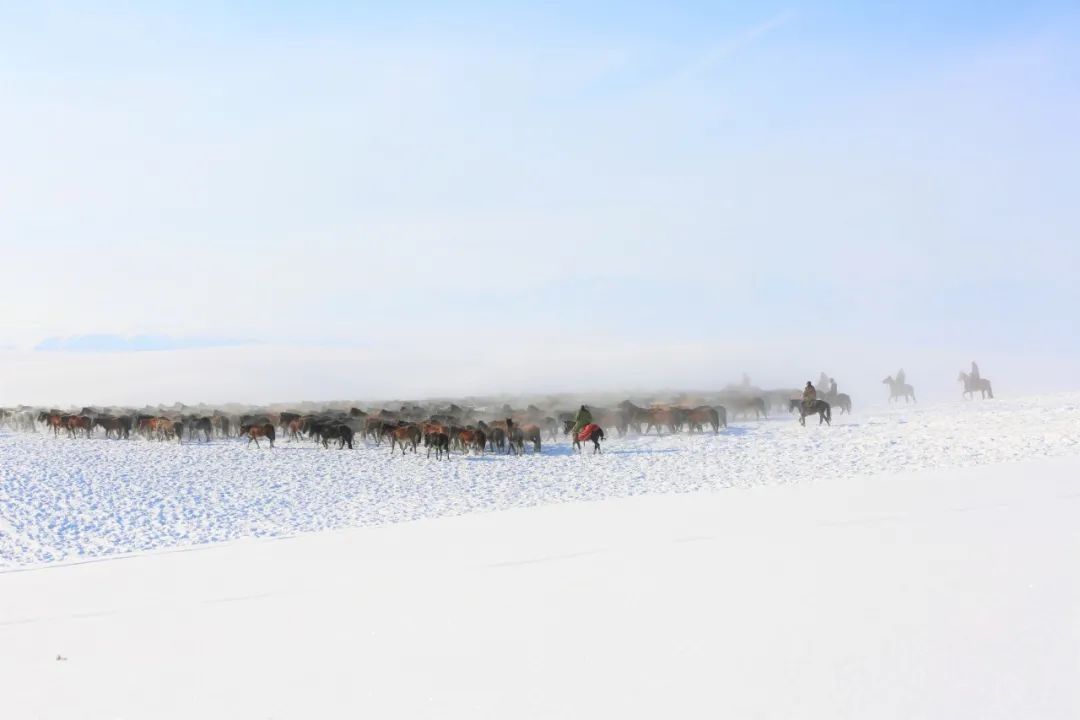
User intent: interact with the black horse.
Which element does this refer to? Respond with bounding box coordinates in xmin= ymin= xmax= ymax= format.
xmin=826 ymin=393 xmax=852 ymax=415
xmin=564 ymin=420 xmax=605 ymax=453
xmin=797 ymin=400 xmax=832 ymax=427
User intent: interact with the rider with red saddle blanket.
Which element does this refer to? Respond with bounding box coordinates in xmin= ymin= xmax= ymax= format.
xmin=571 ymin=405 xmax=596 ymax=440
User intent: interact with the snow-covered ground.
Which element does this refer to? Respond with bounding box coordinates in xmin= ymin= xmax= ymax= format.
xmin=2 ymin=393 xmax=1080 ymax=718
xmin=1 ymin=393 xmax=1078 ymax=567
xmin=2 ymin=453 xmax=1080 ymax=718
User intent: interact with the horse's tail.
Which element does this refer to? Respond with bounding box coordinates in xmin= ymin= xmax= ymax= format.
xmin=987 ymin=381 xmax=994 ymax=399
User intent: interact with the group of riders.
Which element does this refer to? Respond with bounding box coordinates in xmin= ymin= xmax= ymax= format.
xmin=801 ymin=361 xmax=981 ymax=410
xmin=801 ymin=372 xmax=840 ymax=410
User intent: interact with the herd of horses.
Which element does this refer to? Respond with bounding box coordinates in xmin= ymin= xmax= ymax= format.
xmin=0 ymin=369 xmax=994 ymax=454
xmin=0 ymin=393 xmax=790 ymax=454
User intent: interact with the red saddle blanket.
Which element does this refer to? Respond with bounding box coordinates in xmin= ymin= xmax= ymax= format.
xmin=577 ymin=423 xmax=601 ymax=441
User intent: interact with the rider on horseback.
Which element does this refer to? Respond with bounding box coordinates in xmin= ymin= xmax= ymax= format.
xmin=829 ymin=378 xmax=838 ymax=396
xmin=971 ymin=361 xmax=980 ymax=381
xmin=570 ymin=404 xmax=593 ymax=437
xmin=803 ymin=381 xmax=817 ymax=409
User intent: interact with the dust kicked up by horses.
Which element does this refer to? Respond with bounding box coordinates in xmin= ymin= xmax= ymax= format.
xmin=0 ymin=364 xmax=995 ymax=458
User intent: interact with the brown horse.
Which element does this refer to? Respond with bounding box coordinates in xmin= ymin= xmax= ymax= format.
xmin=617 ymin=401 xmax=651 ymax=434
xmin=38 ymin=411 xmax=65 ymax=437
xmin=683 ymin=406 xmax=724 ymax=433
xmin=66 ymin=415 xmax=93 ymax=438
xmin=506 ymin=420 xmax=543 ymax=455
xmin=595 ymin=410 xmax=629 ymax=437
xmin=92 ymin=416 xmax=130 ymax=439
xmin=644 ymin=407 xmax=677 ymax=435
xmin=156 ymin=418 xmax=183 ymax=443
xmin=386 ymin=424 xmax=421 ymax=455
xmin=286 ymin=418 xmax=305 ymax=442
xmin=456 ymin=428 xmax=487 ymax=455
xmin=242 ymin=423 xmax=275 ymax=448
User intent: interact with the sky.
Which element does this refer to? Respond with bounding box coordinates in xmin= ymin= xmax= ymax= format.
xmin=1 ymin=2 xmax=1078 ymax=404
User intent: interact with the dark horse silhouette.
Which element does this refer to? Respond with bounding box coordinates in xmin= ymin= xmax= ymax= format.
xmin=728 ymin=396 xmax=767 ymax=420
xmin=882 ymin=376 xmax=916 ymax=403
xmin=958 ymin=371 xmax=994 ymax=399
xmin=564 ymin=420 xmax=605 ymax=453
xmin=823 ymin=392 xmax=852 ymax=414
xmin=797 ymin=400 xmax=832 ymax=427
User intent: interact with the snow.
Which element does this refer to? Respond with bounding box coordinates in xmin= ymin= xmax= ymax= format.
xmin=2 ymin=394 xmax=1079 ymax=567
xmin=2 ymin=393 xmax=1080 ymax=717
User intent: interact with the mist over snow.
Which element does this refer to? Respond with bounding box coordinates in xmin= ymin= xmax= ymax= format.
xmin=0 ymin=338 xmax=1075 ymax=408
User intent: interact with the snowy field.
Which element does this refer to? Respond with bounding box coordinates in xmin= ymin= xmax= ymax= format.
xmin=2 ymin=451 xmax=1080 ymax=718
xmin=1 ymin=393 xmax=1079 ymax=717
xmin=1 ymin=393 xmax=1079 ymax=567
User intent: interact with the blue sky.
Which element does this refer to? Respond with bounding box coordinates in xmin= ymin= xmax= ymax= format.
xmin=1 ymin=2 xmax=1078 ymax=400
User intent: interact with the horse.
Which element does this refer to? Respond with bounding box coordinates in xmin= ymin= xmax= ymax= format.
xmin=278 ymin=412 xmax=301 ymax=433
xmin=241 ymin=423 xmax=275 ymax=448
xmin=454 ymin=428 xmax=486 ymax=455
xmin=157 ymin=418 xmax=183 ymax=443
xmin=92 ymin=416 xmax=130 ymax=440
xmin=682 ymin=406 xmax=724 ymax=434
xmin=565 ymin=421 xmax=605 ymax=453
xmin=38 ymin=411 xmax=66 ymax=437
xmin=426 ymin=431 xmax=450 ymax=459
xmin=386 ymin=424 xmax=421 ymax=455
xmin=286 ymin=418 xmax=305 ymax=442
xmin=66 ymin=415 xmax=93 ymax=438
xmin=13 ymin=410 xmax=37 ymax=433
xmin=542 ymin=416 xmax=561 ymax=441
xmin=209 ymin=414 xmax=232 ymax=438
xmin=728 ymin=396 xmax=768 ymax=420
xmin=824 ymin=392 xmax=852 ymax=415
xmin=797 ymin=399 xmax=832 ymax=427
xmin=520 ymin=424 xmax=542 ymax=453
xmin=486 ymin=425 xmax=507 ymax=453
xmin=617 ymin=401 xmax=652 ymax=434
xmin=882 ymin=376 xmax=916 ymax=403
xmin=958 ymin=371 xmax=994 ymax=399
xmin=320 ymin=423 xmax=354 ymax=449
xmin=189 ymin=417 xmax=213 ymax=442
xmin=507 ymin=421 xmax=542 ymax=455
xmin=596 ymin=409 xmax=629 ymax=437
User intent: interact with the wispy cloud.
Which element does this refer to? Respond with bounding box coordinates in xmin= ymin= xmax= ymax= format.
xmin=34 ymin=335 xmax=254 ymax=353
xmin=671 ymin=10 xmax=797 ymax=84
